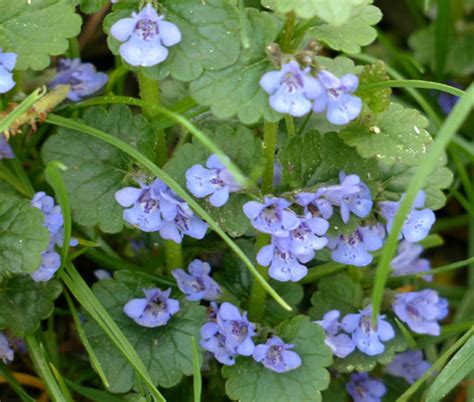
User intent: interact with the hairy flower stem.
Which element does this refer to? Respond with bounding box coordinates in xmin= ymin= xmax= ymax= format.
xmin=248 ymin=122 xmax=278 ymax=322
xmin=281 ymin=12 xmax=296 ymax=53
xmin=137 ymin=72 xmax=183 ymax=271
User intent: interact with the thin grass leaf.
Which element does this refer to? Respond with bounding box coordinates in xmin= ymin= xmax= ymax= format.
xmin=25 ymin=333 xmax=73 ymax=402
xmin=191 ymin=337 xmax=202 ymax=402
xmin=434 ymin=0 xmax=452 ymax=80
xmin=0 ymin=87 xmax=46 ymax=135
xmin=371 ymin=84 xmax=474 ymax=324
xmin=64 ymin=290 xmax=110 ymax=388
xmin=49 ymin=363 xmax=74 ymax=402
xmin=61 ymin=263 xmax=166 ymax=402
xmin=45 ymin=114 xmax=290 ymax=311
xmin=359 ymin=79 xmax=465 ymax=97
xmin=395 ymin=318 xmax=418 ymax=349
xmin=0 ymin=363 xmax=36 ymax=402
xmin=397 ymin=327 xmax=474 ymax=401
xmin=45 ymin=161 xmax=72 ymax=264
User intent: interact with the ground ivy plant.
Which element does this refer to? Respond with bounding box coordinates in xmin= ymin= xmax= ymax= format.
xmin=0 ymin=0 xmax=473 ymax=401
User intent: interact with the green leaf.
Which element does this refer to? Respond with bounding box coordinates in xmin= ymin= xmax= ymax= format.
xmin=0 ymin=193 xmax=50 ymax=280
xmin=222 ymin=315 xmax=332 ymax=402
xmin=0 ymin=0 xmax=82 ymax=70
xmin=315 ymin=55 xmax=362 ymax=76
xmin=308 ymin=5 xmax=381 ymax=53
xmin=339 ymin=103 xmax=432 ymax=166
xmin=0 ymin=277 xmax=62 ymax=337
xmin=309 ymin=273 xmax=363 ymax=318
xmin=83 ymin=271 xmax=207 ymax=393
xmin=79 ymin=0 xmax=108 ymax=14
xmin=275 ymin=0 xmax=369 ymax=25
xmin=356 ymin=61 xmax=392 ymax=113
xmin=380 ymin=152 xmax=453 ymax=210
xmin=425 ymin=334 xmax=474 ymax=402
xmin=104 ymin=0 xmax=241 ymax=82
xmin=278 ymin=131 xmax=322 ymax=188
xmin=409 ymin=23 xmax=474 ymax=76
xmin=266 ymin=281 xmax=303 ymax=325
xmin=165 ymin=124 xmax=262 ymax=237
xmin=42 ymin=105 xmax=155 ymax=233
xmin=305 ymin=131 xmax=379 ymax=187
xmin=189 ymin=9 xmax=283 ymax=124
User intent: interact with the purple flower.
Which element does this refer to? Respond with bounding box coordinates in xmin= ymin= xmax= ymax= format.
xmin=287 ymin=215 xmax=329 ymax=261
xmin=384 ymin=350 xmax=431 ymax=384
xmin=31 ymin=251 xmax=61 ymax=283
xmin=392 ymin=289 xmax=448 ymax=336
xmin=123 ymin=288 xmax=180 ymax=328
xmin=216 ymin=302 xmax=256 ymax=356
xmin=313 ymin=70 xmax=362 ymax=125
xmin=50 ymin=58 xmax=108 ymax=102
xmin=0 ymin=332 xmax=14 ymax=364
xmin=186 ymin=154 xmax=241 ymax=207
xmin=31 ymin=192 xmax=64 ymax=234
xmin=243 ymin=197 xmax=299 ymax=237
xmin=257 ymin=237 xmax=308 ymax=282
xmin=260 ymin=61 xmax=323 ymax=117
xmin=200 ymin=302 xmax=256 ymax=365
xmin=115 ymin=180 xmax=165 ymax=232
xmin=341 ymin=305 xmax=395 ymax=356
xmin=295 ymin=192 xmax=333 ymax=220
xmin=0 ymin=136 xmax=13 ymax=159
xmin=378 ymin=191 xmax=436 ymax=243
xmin=316 ymin=172 xmax=372 ymax=224
xmin=438 ymin=81 xmax=462 ymax=115
xmin=391 ymin=241 xmax=432 ymax=281
xmin=314 ymin=310 xmax=355 ymax=358
xmin=158 ymin=187 xmax=208 ymax=244
xmin=253 ymin=335 xmax=301 ymax=373
xmin=0 ymin=49 xmax=16 ymax=94
xmin=110 ymin=4 xmax=181 ymax=67
xmin=172 ymin=259 xmax=221 ymax=301
xmin=346 ymin=372 xmax=386 ymax=402
xmin=327 ymin=224 xmax=385 ymax=267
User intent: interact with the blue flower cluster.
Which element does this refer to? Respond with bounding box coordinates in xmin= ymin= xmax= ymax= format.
xmin=391 ymin=240 xmax=432 ymax=281
xmin=260 ymin=61 xmax=362 ymax=125
xmin=111 ymin=4 xmax=181 ymax=67
xmin=384 ymin=350 xmax=431 ymax=384
xmin=200 ymin=302 xmax=301 ymax=373
xmin=31 ymin=192 xmax=77 ymax=282
xmin=50 ymin=58 xmax=108 ymax=102
xmin=0 ymin=49 xmax=17 ymax=94
xmin=316 ymin=305 xmax=394 ymax=357
xmin=115 ymin=178 xmax=208 ymax=243
xmin=0 ymin=332 xmax=14 ymax=364
xmin=346 ymin=372 xmax=386 ymax=402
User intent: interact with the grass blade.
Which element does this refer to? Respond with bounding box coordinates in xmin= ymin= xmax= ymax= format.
xmin=371 ymin=84 xmax=474 ymax=323
xmin=397 ymin=327 xmax=474 ymax=401
xmin=191 ymin=337 xmax=202 ymax=402
xmin=64 ymin=379 xmax=126 ymax=402
xmin=359 ymin=79 xmax=464 ymax=97
xmin=61 ymin=262 xmax=166 ymax=402
xmin=25 ymin=333 xmax=73 ymax=402
xmin=45 ymin=114 xmax=290 ymax=311
xmin=426 ymin=334 xmax=474 ymax=402
xmin=0 ymin=363 xmax=36 ymax=402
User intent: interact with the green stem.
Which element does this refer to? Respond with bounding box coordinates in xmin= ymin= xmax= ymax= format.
xmin=137 ymin=73 xmax=167 ymax=167
xmin=285 ymin=115 xmax=296 ymax=138
xmin=248 ymin=122 xmax=277 ymax=321
xmin=281 ymin=12 xmax=296 ymax=53
xmin=137 ymin=72 xmax=182 ymax=273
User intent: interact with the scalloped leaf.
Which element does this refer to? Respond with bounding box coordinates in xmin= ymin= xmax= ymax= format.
xmin=0 ymin=193 xmax=50 ymax=280
xmin=308 ymin=5 xmax=381 ymax=54
xmin=356 ymin=61 xmax=392 ymax=113
xmin=83 ymin=271 xmax=207 ymax=393
xmin=42 ymin=105 xmax=155 ymax=234
xmin=0 ymin=277 xmax=62 ymax=337
xmin=189 ymin=9 xmax=283 ymax=124
xmin=339 ymin=103 xmax=432 ymax=166
xmin=0 ymin=0 xmax=82 ymax=70
xmin=223 ymin=315 xmax=332 ymax=402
